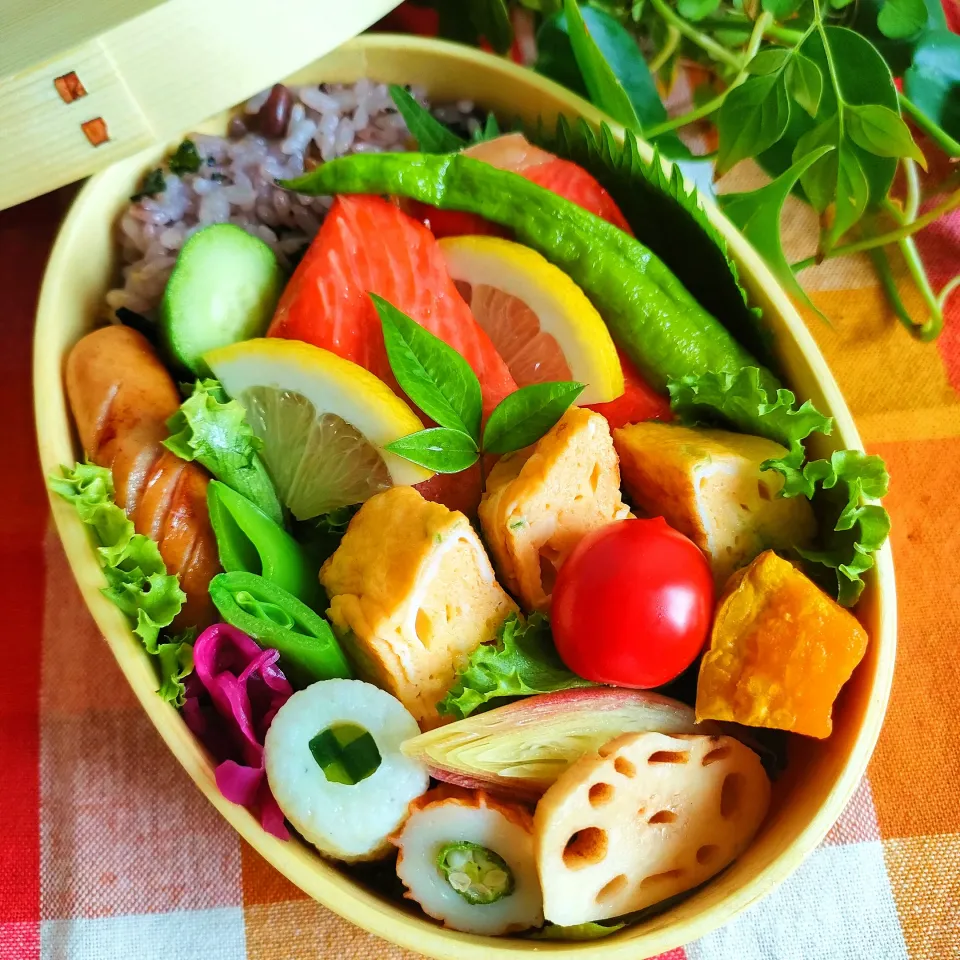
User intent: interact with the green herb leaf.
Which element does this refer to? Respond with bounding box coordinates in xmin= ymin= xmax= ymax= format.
xmin=904 ymin=30 xmax=960 ymax=140
xmin=470 ymin=0 xmax=514 ymax=54
xmin=746 ymin=48 xmax=790 ymax=76
xmin=373 ymin=293 xmax=483 ymax=440
xmin=876 ymin=0 xmax=928 ymax=39
xmin=845 ymin=102 xmax=927 ymax=168
xmin=794 ymin=117 xmax=870 ymax=249
xmin=165 ymin=379 xmax=283 ymax=526
xmin=131 ymin=168 xmax=165 ymax=202
xmin=716 ymin=74 xmax=791 ymax=175
xmin=667 ymin=366 xmax=833 ymax=469
xmin=719 ymin=145 xmax=834 ymax=318
xmin=476 ymin=112 xmax=501 ymax=141
xmin=49 ymin=463 xmax=190 ymax=699
xmin=530 ymin=117 xmax=765 ymax=360
xmin=760 ymin=0 xmax=805 ymax=16
xmin=388 ymin=84 xmax=466 ymax=153
xmin=168 ymin=139 xmax=203 ymax=176
xmin=562 ymin=0 xmax=644 ymax=132
xmin=534 ymin=6 xmax=684 ymax=154
xmin=437 ymin=613 xmax=594 ymax=720
xmin=677 ymin=0 xmax=720 ymax=20
xmin=786 ymin=54 xmax=824 ymax=118
xmin=385 ymin=428 xmax=480 ymax=474
xmin=529 ymin=921 xmax=627 ymax=941
xmin=482 ymin=382 xmax=584 ymax=455
xmin=781 ymin=451 xmax=891 ymax=606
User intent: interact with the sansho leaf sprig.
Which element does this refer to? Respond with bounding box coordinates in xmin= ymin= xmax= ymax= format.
xmin=371 ymin=294 xmax=584 ymax=473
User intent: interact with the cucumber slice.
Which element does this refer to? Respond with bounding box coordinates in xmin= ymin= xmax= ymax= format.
xmin=161 ymin=224 xmax=283 ymax=376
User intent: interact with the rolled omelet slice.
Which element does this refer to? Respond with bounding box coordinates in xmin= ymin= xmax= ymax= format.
xmin=613 ymin=421 xmax=816 ymax=589
xmin=264 ymin=679 xmax=429 ymax=861
xmin=395 ymin=786 xmax=544 ymax=935
xmin=479 ymin=407 xmax=629 ymax=611
xmin=320 ymin=486 xmax=516 ymax=728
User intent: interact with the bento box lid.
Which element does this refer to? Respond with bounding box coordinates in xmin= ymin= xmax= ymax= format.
xmin=0 ymin=0 xmax=403 ymax=210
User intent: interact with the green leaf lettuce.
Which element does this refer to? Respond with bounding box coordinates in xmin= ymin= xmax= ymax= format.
xmin=165 ymin=378 xmax=283 ymax=526
xmin=438 ymin=613 xmax=593 ymax=720
xmin=49 ymin=462 xmax=192 ymax=704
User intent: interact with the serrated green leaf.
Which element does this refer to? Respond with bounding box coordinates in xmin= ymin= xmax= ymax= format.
xmin=562 ymin=0 xmax=643 ymax=131
xmin=388 ymin=84 xmax=466 ymax=153
xmin=385 ymin=428 xmax=479 ymax=474
xmin=876 ymin=0 xmax=927 ymax=38
xmin=747 ymin=48 xmax=790 ymax=76
xmin=786 ymin=450 xmax=891 ymax=606
xmin=667 ymin=366 xmax=833 ymax=467
xmin=49 ymin=462 xmax=190 ymax=688
xmin=786 ymin=54 xmax=823 ymax=118
xmin=483 ymin=381 xmax=584 ymax=454
xmin=845 ymin=102 xmax=928 ymax=168
xmin=678 ymin=0 xmax=720 ymax=19
xmin=164 ymin=378 xmax=283 ymax=526
xmin=716 ymin=74 xmax=792 ymax=175
xmin=437 ymin=613 xmax=593 ymax=719
xmin=529 ymin=117 xmax=768 ymax=363
xmin=373 ymin=293 xmax=483 ymax=441
xmin=718 ymin=145 xmax=834 ymax=319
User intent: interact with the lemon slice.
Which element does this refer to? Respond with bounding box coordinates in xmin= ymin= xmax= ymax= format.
xmin=439 ymin=237 xmax=624 ymax=405
xmin=205 ymin=338 xmax=431 ymax=519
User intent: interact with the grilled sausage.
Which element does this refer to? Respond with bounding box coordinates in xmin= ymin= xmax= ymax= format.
xmin=65 ymin=325 xmax=220 ymax=628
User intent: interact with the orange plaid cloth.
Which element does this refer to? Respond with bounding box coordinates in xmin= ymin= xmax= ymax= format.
xmin=2 ymin=149 xmax=959 ymax=958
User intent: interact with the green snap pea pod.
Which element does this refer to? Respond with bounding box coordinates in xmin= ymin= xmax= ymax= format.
xmin=207 ymin=481 xmax=318 ymax=606
xmin=209 ymin=571 xmax=352 ymax=684
xmin=283 ymin=154 xmax=780 ymax=411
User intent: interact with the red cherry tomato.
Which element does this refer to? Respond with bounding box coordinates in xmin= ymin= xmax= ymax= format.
xmin=551 ymin=518 xmax=714 ymax=689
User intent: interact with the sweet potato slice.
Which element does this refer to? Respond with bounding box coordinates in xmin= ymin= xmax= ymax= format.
xmin=533 ymin=731 xmax=770 ymax=925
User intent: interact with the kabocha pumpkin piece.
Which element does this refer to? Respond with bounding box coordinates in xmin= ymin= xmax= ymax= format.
xmin=696 ymin=551 xmax=869 ymax=738
xmin=479 ymin=407 xmax=630 ymax=611
xmin=394 ymin=785 xmax=544 ymax=935
xmin=614 ymin=422 xmax=816 ymax=589
xmin=320 ymin=486 xmax=516 ymax=728
xmin=533 ymin=731 xmax=770 ymax=925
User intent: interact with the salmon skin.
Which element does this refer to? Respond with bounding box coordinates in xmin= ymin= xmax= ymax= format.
xmin=268 ymin=195 xmax=517 ymax=416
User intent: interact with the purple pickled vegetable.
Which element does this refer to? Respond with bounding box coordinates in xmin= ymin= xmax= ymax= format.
xmin=184 ymin=623 xmax=293 ymax=838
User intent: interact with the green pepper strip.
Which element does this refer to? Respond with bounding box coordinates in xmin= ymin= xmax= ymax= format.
xmin=207 ymin=481 xmax=318 ymax=606
xmin=283 ymin=153 xmax=779 ymax=431
xmin=209 ymin=571 xmax=352 ymax=684
xmin=308 ymin=723 xmax=381 ymax=784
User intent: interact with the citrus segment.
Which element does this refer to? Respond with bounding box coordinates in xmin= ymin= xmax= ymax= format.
xmin=439 ymin=237 xmax=623 ymax=405
xmin=204 ymin=338 xmax=431 ymax=519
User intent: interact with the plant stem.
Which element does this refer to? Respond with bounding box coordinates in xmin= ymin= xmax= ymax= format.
xmin=647 ymin=0 xmax=743 ymax=68
xmin=764 ymin=22 xmax=805 ymax=44
xmin=649 ymin=25 xmax=681 ymax=73
xmin=643 ymin=12 xmax=771 ymax=138
xmin=903 ymin=158 xmax=920 ymax=223
xmin=899 ymin=93 xmax=960 ymax=159
xmin=812 ymin=0 xmax=844 ymax=134
xmin=792 ymin=186 xmax=960 ymax=267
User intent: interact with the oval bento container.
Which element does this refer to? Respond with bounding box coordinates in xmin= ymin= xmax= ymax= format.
xmin=33 ymin=33 xmax=897 ymax=960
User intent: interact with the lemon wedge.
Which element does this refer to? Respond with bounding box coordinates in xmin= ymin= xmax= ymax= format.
xmin=440 ymin=236 xmax=624 ymax=405
xmin=205 ymin=338 xmax=431 ymax=519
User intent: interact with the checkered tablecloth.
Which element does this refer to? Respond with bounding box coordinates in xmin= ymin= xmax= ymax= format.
xmin=3 ymin=92 xmax=960 ymax=958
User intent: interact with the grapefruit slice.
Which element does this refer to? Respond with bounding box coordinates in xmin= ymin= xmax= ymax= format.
xmin=267 ymin=195 xmax=516 ymax=417
xmin=439 ymin=236 xmax=622 ymax=405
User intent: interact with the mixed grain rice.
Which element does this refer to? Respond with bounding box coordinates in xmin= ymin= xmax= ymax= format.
xmin=107 ymin=81 xmax=473 ymax=318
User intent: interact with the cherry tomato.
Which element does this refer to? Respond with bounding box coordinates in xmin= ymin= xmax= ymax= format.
xmin=551 ymin=518 xmax=714 ymax=688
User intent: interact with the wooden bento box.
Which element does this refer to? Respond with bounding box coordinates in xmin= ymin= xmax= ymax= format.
xmin=32 ymin=33 xmax=897 ymax=960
